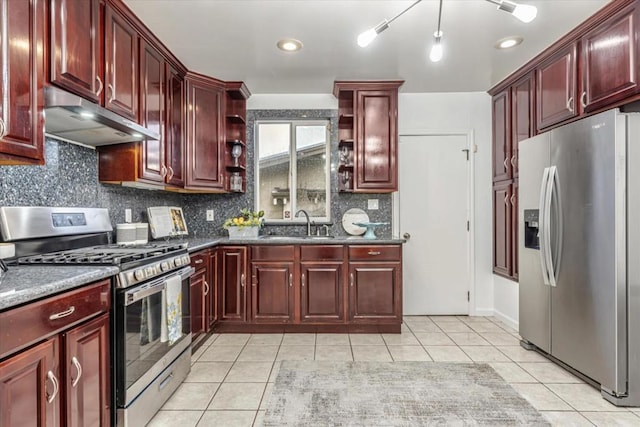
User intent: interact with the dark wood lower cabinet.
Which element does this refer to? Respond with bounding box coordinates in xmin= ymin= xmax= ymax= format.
xmin=300 ymin=262 xmax=344 ymax=323
xmin=349 ymin=262 xmax=402 ymax=322
xmin=0 ymin=337 xmax=59 ymax=427
xmin=219 ymin=247 xmax=248 ymax=322
xmin=251 ymin=262 xmax=294 ymax=323
xmin=189 ymin=266 xmax=206 ymax=341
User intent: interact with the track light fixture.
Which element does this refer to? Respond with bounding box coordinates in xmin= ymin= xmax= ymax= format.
xmin=357 ymin=0 xmax=537 ymax=50
xmin=429 ymin=0 xmax=444 ymax=62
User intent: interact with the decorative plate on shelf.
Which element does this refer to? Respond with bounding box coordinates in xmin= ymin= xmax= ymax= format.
xmin=341 ymin=208 xmax=369 ymax=236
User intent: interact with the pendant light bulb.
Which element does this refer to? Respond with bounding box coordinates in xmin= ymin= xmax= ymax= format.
xmin=429 ymin=31 xmax=443 ymax=62
xmin=512 ymin=3 xmax=537 ymax=23
xmin=357 ymin=20 xmax=389 ymax=47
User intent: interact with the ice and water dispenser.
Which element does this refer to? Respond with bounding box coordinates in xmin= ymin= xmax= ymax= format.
xmin=523 ymin=209 xmax=540 ymax=250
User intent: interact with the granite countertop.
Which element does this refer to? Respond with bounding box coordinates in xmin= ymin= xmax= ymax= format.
xmin=171 ymin=236 xmax=406 ymax=253
xmin=0 ymin=266 xmax=119 ymax=312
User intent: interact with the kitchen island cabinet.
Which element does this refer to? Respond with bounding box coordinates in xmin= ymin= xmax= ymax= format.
xmin=0 ymin=0 xmax=46 ymax=165
xmin=0 ymin=280 xmax=111 ymax=426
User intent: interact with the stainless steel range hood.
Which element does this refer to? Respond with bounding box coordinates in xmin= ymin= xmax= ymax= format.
xmin=44 ymin=86 xmax=160 ymax=147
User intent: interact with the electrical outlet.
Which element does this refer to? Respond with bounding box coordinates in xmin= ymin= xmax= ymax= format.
xmin=206 ymin=209 xmax=214 ymax=221
xmin=367 ymin=199 xmax=379 ymax=210
xmin=124 ymin=209 xmax=132 ymax=223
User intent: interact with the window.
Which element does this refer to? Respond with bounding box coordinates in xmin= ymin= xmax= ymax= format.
xmin=255 ymin=120 xmax=330 ymax=222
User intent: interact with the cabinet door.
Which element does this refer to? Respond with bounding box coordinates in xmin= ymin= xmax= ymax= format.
xmin=166 ymin=65 xmax=185 ymax=187
xmin=139 ymin=40 xmax=165 ymax=183
xmin=493 ymin=180 xmax=512 ymax=277
xmin=251 ymin=262 xmax=295 ymax=323
xmin=0 ymin=337 xmax=60 ymax=427
xmin=104 ymin=6 xmax=138 ymax=121
xmin=536 ymin=43 xmax=578 ymax=131
xmin=185 ymin=76 xmax=224 ymax=189
xmin=300 ymin=262 xmax=344 ymax=323
xmin=64 ymin=314 xmax=110 ymax=427
xmin=348 ymin=262 xmax=401 ymax=322
xmin=0 ymin=0 xmax=45 ymax=165
xmin=355 ymin=90 xmax=397 ymax=192
xmin=220 ymin=247 xmax=248 ymax=322
xmin=492 ymin=90 xmax=511 ymax=181
xmin=190 ymin=267 xmax=206 ymax=340
xmin=207 ymin=249 xmax=219 ymax=329
xmin=581 ymin=3 xmax=639 ymax=112
xmin=511 ymin=181 xmax=519 ymax=280
xmin=50 ymin=0 xmax=102 ymax=103
xmin=511 ymin=74 xmax=535 ymax=179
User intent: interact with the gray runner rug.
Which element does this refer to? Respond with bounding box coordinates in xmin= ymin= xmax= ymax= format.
xmin=263 ymin=361 xmax=550 ymax=426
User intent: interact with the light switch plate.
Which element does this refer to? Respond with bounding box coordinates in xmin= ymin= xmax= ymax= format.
xmin=124 ymin=209 xmax=132 ymax=223
xmin=368 ymin=199 xmax=379 ymax=210
xmin=206 ymin=209 xmax=214 ymax=221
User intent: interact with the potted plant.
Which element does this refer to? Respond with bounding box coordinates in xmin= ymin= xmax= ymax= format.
xmin=223 ymin=208 xmax=264 ymax=239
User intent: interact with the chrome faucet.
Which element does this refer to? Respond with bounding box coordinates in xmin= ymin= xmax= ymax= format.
xmin=295 ymin=209 xmax=311 ymax=236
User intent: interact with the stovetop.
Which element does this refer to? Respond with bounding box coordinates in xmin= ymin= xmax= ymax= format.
xmin=18 ymin=242 xmax=187 ymax=267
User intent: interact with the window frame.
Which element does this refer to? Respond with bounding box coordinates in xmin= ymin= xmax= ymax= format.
xmin=254 ymin=119 xmax=331 ymax=224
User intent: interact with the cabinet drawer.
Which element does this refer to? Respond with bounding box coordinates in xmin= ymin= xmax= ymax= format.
xmin=300 ymin=245 xmax=344 ymax=261
xmin=348 ymin=245 xmax=401 ymax=261
xmin=252 ymin=245 xmax=295 ymax=261
xmin=0 ymin=280 xmax=111 ymax=359
xmin=190 ymin=250 xmax=209 ymax=268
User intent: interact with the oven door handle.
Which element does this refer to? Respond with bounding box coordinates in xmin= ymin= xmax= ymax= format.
xmin=125 ymin=267 xmax=195 ymax=305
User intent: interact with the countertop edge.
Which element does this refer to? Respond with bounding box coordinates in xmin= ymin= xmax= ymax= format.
xmin=176 ymin=237 xmax=406 ymax=253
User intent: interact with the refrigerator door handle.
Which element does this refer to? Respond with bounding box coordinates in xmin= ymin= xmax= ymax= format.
xmin=544 ymin=166 xmax=557 ymax=286
xmin=539 ymin=167 xmax=551 ymax=286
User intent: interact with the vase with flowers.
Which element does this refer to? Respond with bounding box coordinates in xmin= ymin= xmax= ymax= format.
xmin=223 ymin=208 xmax=264 ymax=239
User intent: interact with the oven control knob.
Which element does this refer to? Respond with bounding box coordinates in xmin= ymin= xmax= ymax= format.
xmin=145 ymin=266 xmax=154 ymax=276
xmin=134 ymin=269 xmax=145 ymax=281
xmin=174 ymin=257 xmax=182 ymax=267
xmin=182 ymin=255 xmax=190 ymax=265
xmin=160 ymin=262 xmax=170 ymax=272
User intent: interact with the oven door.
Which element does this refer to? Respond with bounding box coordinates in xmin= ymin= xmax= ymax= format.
xmin=115 ymin=266 xmax=193 ymax=407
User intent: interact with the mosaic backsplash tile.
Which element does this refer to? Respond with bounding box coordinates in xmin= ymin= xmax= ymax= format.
xmin=0 ymin=109 xmax=392 ymax=241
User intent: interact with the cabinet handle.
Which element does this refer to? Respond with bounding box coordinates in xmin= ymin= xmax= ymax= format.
xmin=167 ymin=166 xmax=174 ymax=181
xmin=504 ymin=194 xmax=509 ymax=206
xmin=511 ymin=155 xmax=517 ymax=167
xmin=107 ymin=84 xmax=114 ymax=103
xmin=241 ymin=273 xmax=245 ymax=287
xmin=194 ymin=259 xmax=204 ymax=264
xmin=96 ymin=75 xmax=103 ymax=96
xmin=204 ymin=280 xmax=209 ymax=296
xmin=252 ymin=275 xmax=257 ymax=287
xmin=49 ymin=306 xmax=75 ymax=320
xmin=161 ymin=165 xmax=168 ymax=178
xmin=367 ymin=251 xmax=381 ymax=256
xmin=0 ymin=118 xmax=6 ymax=139
xmin=301 ymin=273 xmax=305 ymax=287
xmin=580 ymin=91 xmax=587 ymax=109
xmin=510 ymin=194 xmax=516 ymax=206
xmin=350 ymin=273 xmax=354 ymax=287
xmin=71 ymin=356 xmax=83 ymax=388
xmin=46 ymin=371 xmax=59 ymax=403
xmin=566 ymin=97 xmax=574 ymax=113
xmin=503 ymin=157 xmax=509 ymax=171
xmin=289 ymin=273 xmax=293 ymax=287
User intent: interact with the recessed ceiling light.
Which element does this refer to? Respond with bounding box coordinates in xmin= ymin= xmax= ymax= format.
xmin=495 ymin=36 xmax=524 ymax=49
xmin=277 ymin=38 xmax=303 ymax=52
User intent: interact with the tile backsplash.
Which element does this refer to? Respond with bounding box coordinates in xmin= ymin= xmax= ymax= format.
xmin=0 ymin=109 xmax=392 ymax=241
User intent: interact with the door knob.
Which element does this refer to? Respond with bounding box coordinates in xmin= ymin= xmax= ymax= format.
xmin=403 ymin=233 xmax=411 ymax=239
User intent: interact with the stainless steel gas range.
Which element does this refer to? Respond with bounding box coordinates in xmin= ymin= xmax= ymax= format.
xmin=0 ymin=206 xmax=194 ymax=426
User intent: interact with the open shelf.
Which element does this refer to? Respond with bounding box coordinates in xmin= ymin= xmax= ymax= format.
xmin=226 ymin=114 xmax=246 ymax=124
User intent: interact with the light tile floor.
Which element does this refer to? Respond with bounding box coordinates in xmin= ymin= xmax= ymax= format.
xmin=148 ymin=316 xmax=640 ymax=427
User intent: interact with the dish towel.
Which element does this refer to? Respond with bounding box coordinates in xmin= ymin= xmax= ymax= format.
xmin=161 ymin=275 xmax=183 ymax=345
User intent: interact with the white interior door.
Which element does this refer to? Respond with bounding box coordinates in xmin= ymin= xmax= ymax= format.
xmin=399 ymin=134 xmax=471 ymax=315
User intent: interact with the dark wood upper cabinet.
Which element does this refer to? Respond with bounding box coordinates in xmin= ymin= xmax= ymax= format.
xmin=64 ymin=314 xmax=110 ymax=427
xmin=536 ymin=43 xmax=578 ymax=131
xmin=334 ymin=81 xmax=403 ymax=193
xmin=166 ymin=65 xmax=185 ymax=187
xmin=492 ymin=90 xmax=511 ymax=182
xmin=219 ymin=246 xmax=248 ymax=322
xmin=251 ymin=262 xmax=295 ymax=323
xmin=0 ymin=337 xmax=59 ymax=427
xmin=493 ymin=180 xmax=512 ymax=278
xmin=50 ymin=0 xmax=103 ymax=103
xmin=104 ymin=4 xmax=138 ymax=121
xmin=139 ymin=40 xmax=165 ymax=183
xmin=581 ymin=2 xmax=639 ymax=112
xmin=0 ymin=0 xmax=46 ymax=165
xmin=511 ymin=73 xmax=535 ymax=179
xmin=300 ymin=262 xmax=344 ymax=323
xmin=185 ymin=73 xmax=225 ymax=190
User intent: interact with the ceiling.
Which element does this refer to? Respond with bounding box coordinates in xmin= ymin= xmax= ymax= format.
xmin=123 ymin=0 xmax=609 ymax=94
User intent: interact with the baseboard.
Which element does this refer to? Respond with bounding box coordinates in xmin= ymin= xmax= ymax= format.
xmin=470 ymin=308 xmax=494 ymax=317
xmin=493 ymin=309 xmax=519 ymax=330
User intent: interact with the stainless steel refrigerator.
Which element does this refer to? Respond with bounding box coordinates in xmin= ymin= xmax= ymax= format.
xmin=518 ymin=108 xmax=640 ymax=406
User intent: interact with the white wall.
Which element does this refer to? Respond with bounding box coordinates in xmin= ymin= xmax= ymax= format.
xmin=398 ymin=93 xmax=494 ymax=316
xmin=246 ymin=92 xmax=513 ymax=319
